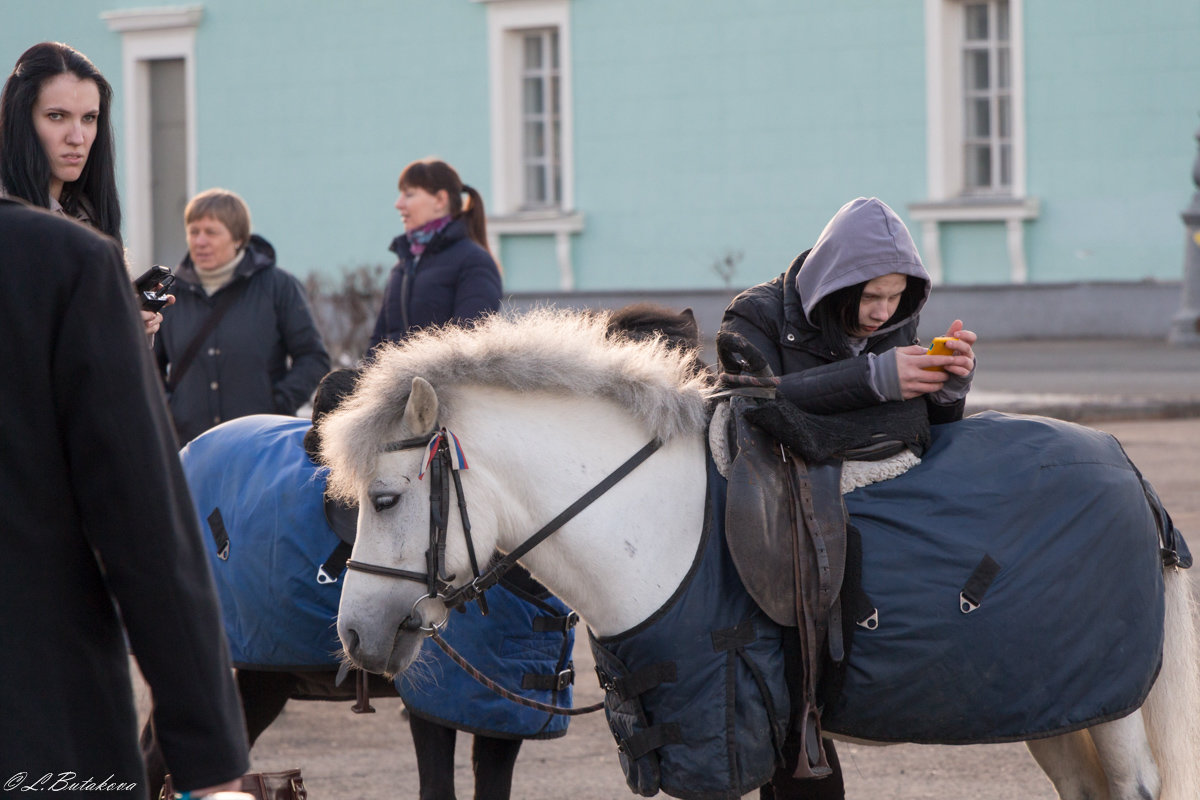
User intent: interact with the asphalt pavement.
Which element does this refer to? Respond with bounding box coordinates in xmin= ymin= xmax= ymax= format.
xmin=963 ymin=337 xmax=1200 ymax=422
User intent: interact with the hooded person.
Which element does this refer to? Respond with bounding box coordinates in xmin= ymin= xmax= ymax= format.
xmin=722 ymin=196 xmax=976 ymax=424
xmin=718 ymin=197 xmax=978 ymax=800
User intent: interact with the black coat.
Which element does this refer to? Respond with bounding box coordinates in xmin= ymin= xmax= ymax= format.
xmin=722 ymin=251 xmax=963 ymax=423
xmin=0 ymin=199 xmax=248 ymax=794
xmin=369 ymin=219 xmax=502 ymax=350
xmin=154 ymin=234 xmax=330 ymax=444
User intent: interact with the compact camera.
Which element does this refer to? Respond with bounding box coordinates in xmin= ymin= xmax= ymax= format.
xmin=133 ymin=265 xmax=176 ymax=312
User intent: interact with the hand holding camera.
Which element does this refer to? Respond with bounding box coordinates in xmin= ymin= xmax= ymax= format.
xmin=134 ymin=264 xmax=176 ymax=312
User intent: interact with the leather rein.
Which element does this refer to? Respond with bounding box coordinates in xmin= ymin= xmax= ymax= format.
xmin=346 ymin=428 xmax=663 ymax=629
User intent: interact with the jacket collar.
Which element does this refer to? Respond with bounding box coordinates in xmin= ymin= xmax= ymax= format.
xmin=389 ymin=217 xmax=469 ymax=260
xmin=176 ymin=233 xmax=276 ymax=289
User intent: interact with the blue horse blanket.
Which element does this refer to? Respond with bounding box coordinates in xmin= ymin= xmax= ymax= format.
xmin=822 ymin=411 xmax=1175 ymax=743
xmin=182 ymin=414 xmax=574 ymax=738
xmin=590 ymin=456 xmax=790 ymax=800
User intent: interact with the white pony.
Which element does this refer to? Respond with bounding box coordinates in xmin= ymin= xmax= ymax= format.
xmin=321 ymin=309 xmax=1200 ymax=800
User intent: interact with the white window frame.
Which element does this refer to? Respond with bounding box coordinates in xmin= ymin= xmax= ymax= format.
xmin=476 ymin=0 xmax=583 ymax=290
xmin=102 ymin=5 xmax=201 ymax=271
xmin=961 ymin=1 xmax=1012 ymax=194
xmin=913 ymin=0 xmax=1036 ymax=283
xmin=518 ymin=27 xmax=562 ymax=210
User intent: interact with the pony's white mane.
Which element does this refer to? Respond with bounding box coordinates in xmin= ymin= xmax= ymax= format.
xmin=321 ymin=307 xmax=713 ymax=501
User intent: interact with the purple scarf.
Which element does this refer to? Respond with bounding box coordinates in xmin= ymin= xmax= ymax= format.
xmin=407 ymin=215 xmax=452 ymax=257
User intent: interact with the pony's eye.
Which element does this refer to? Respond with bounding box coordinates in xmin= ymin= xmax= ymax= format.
xmin=372 ymin=494 xmax=400 ymax=512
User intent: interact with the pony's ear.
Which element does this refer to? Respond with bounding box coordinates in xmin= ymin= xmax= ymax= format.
xmin=402 ymin=377 xmax=439 ymax=436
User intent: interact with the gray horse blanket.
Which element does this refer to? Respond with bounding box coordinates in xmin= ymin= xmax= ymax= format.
xmin=822 ymin=411 xmax=1180 ymax=743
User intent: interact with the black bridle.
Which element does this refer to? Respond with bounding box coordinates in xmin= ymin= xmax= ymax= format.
xmin=345 ymin=427 xmax=663 ymax=629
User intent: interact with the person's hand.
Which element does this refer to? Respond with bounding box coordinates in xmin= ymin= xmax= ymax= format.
xmin=939 ymin=319 xmax=977 ymax=377
xmin=895 ymin=344 xmax=953 ymax=398
xmin=141 ymin=294 xmax=175 ymax=338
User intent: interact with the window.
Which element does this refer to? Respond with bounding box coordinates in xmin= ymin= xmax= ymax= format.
xmin=520 ymin=28 xmax=561 ymax=209
xmin=911 ymin=0 xmax=1036 ymax=283
xmin=102 ymin=5 xmax=201 ymax=270
xmin=962 ymin=1 xmax=1011 ymax=194
xmin=478 ymin=0 xmax=583 ymax=289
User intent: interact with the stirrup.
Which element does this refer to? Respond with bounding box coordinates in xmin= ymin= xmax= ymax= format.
xmin=791 ymin=702 xmax=832 ymax=779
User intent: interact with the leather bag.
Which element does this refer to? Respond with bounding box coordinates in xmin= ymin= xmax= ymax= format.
xmin=160 ymin=769 xmax=307 ymax=800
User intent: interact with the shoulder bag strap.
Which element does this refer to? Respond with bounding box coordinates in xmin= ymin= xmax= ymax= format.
xmin=165 ymin=279 xmax=249 ymax=392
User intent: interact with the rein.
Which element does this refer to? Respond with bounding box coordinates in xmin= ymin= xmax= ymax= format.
xmin=348 ymin=430 xmax=662 ymax=613
xmin=343 ymin=427 xmax=662 ymax=716
xmin=429 ymin=628 xmax=605 ymax=716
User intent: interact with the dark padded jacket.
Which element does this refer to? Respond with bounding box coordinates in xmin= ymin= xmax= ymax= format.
xmin=0 ymin=199 xmax=249 ymax=793
xmin=368 ymin=218 xmax=502 ymax=350
xmin=722 ymin=198 xmax=964 ymax=423
xmin=154 ymin=234 xmax=330 ymax=444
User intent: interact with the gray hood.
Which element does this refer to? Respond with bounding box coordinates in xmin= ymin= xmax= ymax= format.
xmin=796 ymin=197 xmax=931 ymax=336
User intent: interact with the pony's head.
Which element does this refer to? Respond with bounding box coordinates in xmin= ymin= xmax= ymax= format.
xmin=321 ymin=308 xmax=713 ymax=675
xmin=330 ymin=375 xmax=444 ymax=675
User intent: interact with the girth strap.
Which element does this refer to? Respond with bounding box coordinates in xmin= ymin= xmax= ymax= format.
xmin=620 ymin=723 xmax=684 ymax=759
xmin=596 ymin=661 xmax=678 ymax=702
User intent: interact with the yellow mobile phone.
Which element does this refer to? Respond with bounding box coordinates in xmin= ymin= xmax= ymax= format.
xmin=923 ymin=336 xmax=957 ymax=371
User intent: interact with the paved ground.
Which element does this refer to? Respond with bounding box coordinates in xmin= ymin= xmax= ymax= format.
xmin=133 ymin=338 xmax=1200 ymax=799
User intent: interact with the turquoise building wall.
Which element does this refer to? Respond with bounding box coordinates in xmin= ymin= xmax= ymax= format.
xmin=1022 ymin=0 xmax=1200 ymax=283
xmin=2 ymin=1 xmax=1197 ymax=295
xmin=566 ymin=1 xmax=927 ymax=292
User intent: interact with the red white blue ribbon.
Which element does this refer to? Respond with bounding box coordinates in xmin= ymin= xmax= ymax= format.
xmin=418 ymin=428 xmax=469 ymax=479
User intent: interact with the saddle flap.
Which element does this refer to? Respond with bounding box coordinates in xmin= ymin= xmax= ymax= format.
xmin=724 ymin=396 xmax=799 ymax=627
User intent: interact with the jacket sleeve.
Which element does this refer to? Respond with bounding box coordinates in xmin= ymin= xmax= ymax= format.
xmin=450 ymin=249 xmax=502 ymax=325
xmin=720 ymin=286 xmax=789 ymax=378
xmin=272 ymin=273 xmax=331 ymax=414
xmin=722 ymin=286 xmax=899 ymax=415
xmin=775 ymin=357 xmax=884 ymax=415
xmin=56 ymin=233 xmax=249 ymax=789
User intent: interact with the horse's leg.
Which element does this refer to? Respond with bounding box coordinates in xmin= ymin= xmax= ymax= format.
xmin=1140 ymin=566 xmax=1200 ymax=800
xmin=235 ymin=668 xmax=300 ymax=745
xmin=470 ymin=734 xmax=522 ymax=800
xmin=409 ymin=712 xmax=459 ymax=800
xmin=1025 ymin=730 xmax=1109 ymax=800
xmin=1088 ymin=711 xmax=1161 ymax=800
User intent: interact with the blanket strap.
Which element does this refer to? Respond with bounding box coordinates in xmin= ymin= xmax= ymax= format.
xmin=317 ymin=541 xmax=353 ymax=584
xmin=959 ymin=554 xmax=1002 ymax=613
xmin=206 ymin=507 xmax=231 ymax=561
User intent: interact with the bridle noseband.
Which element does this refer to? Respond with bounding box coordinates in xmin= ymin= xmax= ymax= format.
xmin=345 ymin=426 xmax=663 ymax=631
xmin=346 ymin=428 xmax=487 ymax=623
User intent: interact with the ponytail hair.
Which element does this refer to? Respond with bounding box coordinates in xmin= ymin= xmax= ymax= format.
xmin=459 ymin=183 xmax=490 ymax=255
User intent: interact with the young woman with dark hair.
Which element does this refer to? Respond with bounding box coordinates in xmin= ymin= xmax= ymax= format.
xmin=0 ymin=41 xmax=121 ymax=241
xmin=0 ymin=41 xmax=170 ymax=338
xmin=367 ymin=157 xmax=502 ymax=351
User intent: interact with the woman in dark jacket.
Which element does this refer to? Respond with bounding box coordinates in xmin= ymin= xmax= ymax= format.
xmin=368 ymin=157 xmax=501 ymax=350
xmin=154 ymin=188 xmax=330 ymax=444
xmin=369 ymin=159 xmax=548 ymax=800
xmin=0 ymin=198 xmax=249 ymax=798
xmin=721 ymin=197 xmax=977 ymax=800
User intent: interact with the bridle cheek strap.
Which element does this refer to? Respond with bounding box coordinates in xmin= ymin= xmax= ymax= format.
xmin=347 ymin=429 xmax=664 ymax=617
xmin=347 ymin=427 xmax=486 ymax=611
